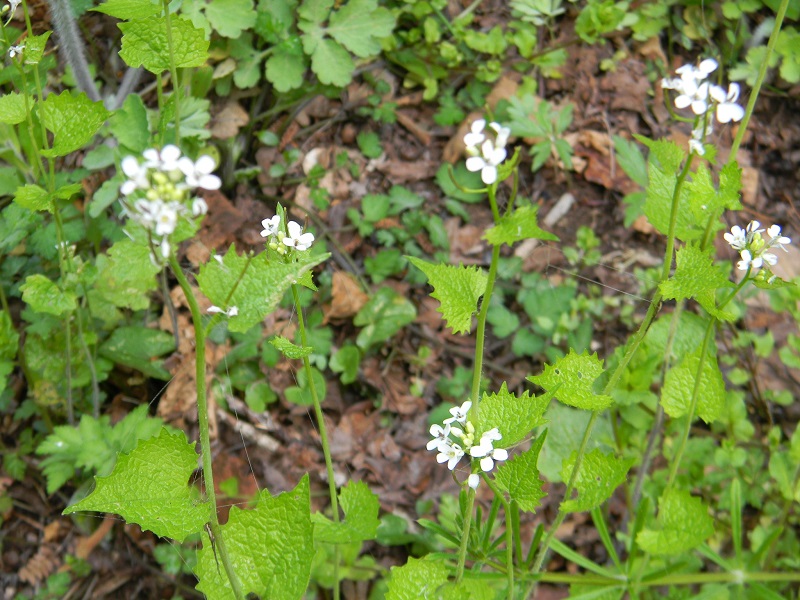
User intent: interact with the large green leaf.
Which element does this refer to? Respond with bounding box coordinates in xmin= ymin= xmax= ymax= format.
xmin=659 ymin=243 xmax=734 ymax=321
xmin=38 ymin=91 xmax=110 ymax=158
xmin=528 ymin=350 xmax=613 ymax=411
xmin=327 ymin=0 xmax=394 ymax=57
xmin=205 ymin=0 xmax=257 ymax=38
xmin=386 ymin=557 xmax=450 ymax=600
xmin=20 ymin=274 xmax=76 ymax=316
xmin=353 ymin=287 xmax=416 ymax=350
xmin=484 ymin=204 xmax=559 ymax=247
xmin=661 ymin=347 xmax=726 ymax=424
xmin=98 ymin=326 xmax=176 ymax=380
xmin=495 ymin=432 xmax=547 ymax=512
xmin=476 ymin=382 xmax=549 ymax=446
xmin=119 ymin=16 xmax=209 ymax=73
xmin=637 ymin=490 xmax=715 ymax=555
xmin=94 ymin=239 xmax=161 ymax=310
xmin=312 ymin=480 xmax=380 ymax=543
xmin=560 ymin=449 xmax=634 ymax=512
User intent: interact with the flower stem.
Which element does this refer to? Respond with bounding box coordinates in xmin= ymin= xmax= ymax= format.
xmin=455 ymin=488 xmax=477 ymax=582
xmin=169 ymin=255 xmax=244 ymax=600
xmin=291 ymin=283 xmax=340 ymax=600
xmin=484 ymin=476 xmax=515 ymax=596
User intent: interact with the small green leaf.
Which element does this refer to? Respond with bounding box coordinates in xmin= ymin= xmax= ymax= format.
xmin=330 ymin=344 xmax=361 ymax=384
xmin=94 ymin=239 xmax=161 ymax=310
xmin=386 ymin=557 xmax=450 ymax=600
xmin=98 ymin=326 xmax=175 ymax=380
xmin=298 ymin=0 xmax=333 ymax=24
xmin=64 ymin=429 xmax=209 ymax=542
xmin=484 ymin=204 xmax=559 ymax=247
xmin=197 ymin=244 xmax=329 ymax=334
xmin=0 ymin=311 xmax=19 ymax=362
xmin=0 ymin=92 xmax=30 ymax=125
xmin=308 ymin=38 xmax=354 ymax=86
xmin=205 ymin=0 xmax=257 ymax=38
xmin=407 ymin=257 xmax=486 ymax=335
xmin=38 ymin=91 xmax=111 ymax=158
xmin=20 ymin=274 xmax=76 ymax=316
xmin=195 ymin=475 xmax=314 ymax=599
xmin=612 ymin=135 xmax=648 ymax=188
xmin=661 ymin=347 xmax=726 ymax=424
xmin=353 ymin=287 xmax=416 ymax=350
xmin=14 ymin=184 xmax=51 ymax=212
xmin=528 ymin=350 xmax=613 ymax=411
xmin=476 ymin=382 xmax=549 ymax=447
xmin=119 ymin=16 xmax=209 ymax=73
xmin=327 ymin=0 xmax=395 ymax=58
xmin=265 ymin=38 xmax=307 ymax=92
xmin=495 ymin=432 xmax=547 ymax=512
xmin=357 ymin=131 xmax=383 ymax=159
xmin=560 ymin=449 xmax=634 ymax=512
xmin=312 ymin=480 xmax=380 ymax=543
xmin=93 ymin=0 xmax=161 ymax=19
xmin=22 ymin=31 xmax=51 ymax=65
xmin=637 ymin=490 xmax=715 ymax=555
xmin=270 ymin=335 xmax=313 ymax=359
xmin=110 ymin=93 xmax=149 ymax=153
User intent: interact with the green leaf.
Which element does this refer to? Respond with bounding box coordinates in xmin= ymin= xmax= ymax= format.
xmin=495 ymin=432 xmax=547 ymax=512
xmin=308 ymin=38 xmax=354 ymax=86
xmin=38 ymin=91 xmax=111 ymax=158
xmin=327 ymin=0 xmax=395 ymax=58
xmin=270 ymin=335 xmax=313 ymax=359
xmin=686 ymin=164 xmax=741 ymax=223
xmin=22 ymin=31 xmax=51 ymax=65
xmin=20 ymin=274 xmax=77 ymax=316
xmin=353 ymin=287 xmax=416 ymax=350
xmin=110 ymin=93 xmax=149 ymax=153
xmin=386 ymin=557 xmax=450 ymax=600
xmin=484 ymin=204 xmax=559 ymax=246
xmin=94 ymin=239 xmax=161 ymax=310
xmin=64 ymin=429 xmax=209 ymax=542
xmin=661 ymin=347 xmax=726 ymax=424
xmin=93 ymin=0 xmax=161 ymax=19
xmin=0 ymin=311 xmax=19 ymax=361
xmin=407 ymin=257 xmax=486 ymax=335
xmin=205 ymin=0 xmax=257 ymax=38
xmin=476 ymin=382 xmax=549 ymax=447
xmin=158 ymin=94 xmax=211 ymax=141
xmin=119 ymin=17 xmax=209 ymax=73
xmin=312 ymin=480 xmax=380 ymax=543
xmin=659 ymin=243 xmax=735 ymax=321
xmin=265 ymin=38 xmax=307 ymax=91
xmin=330 ymin=344 xmax=360 ymax=384
xmin=196 ymin=244 xmax=329 ymax=333
xmin=637 ymin=490 xmax=715 ymax=555
xmin=0 ymin=92 xmax=30 ymax=125
xmin=528 ymin=350 xmax=613 ymax=411
xmin=297 ymin=0 xmax=333 ymax=24
xmin=195 ymin=475 xmax=314 ymax=600
xmin=769 ymin=452 xmax=800 ymax=501
xmin=98 ymin=326 xmax=175 ymax=380
xmin=14 ymin=184 xmax=52 ymax=212
xmin=612 ymin=135 xmax=647 ymax=188
xmin=560 ymin=449 xmax=634 ymax=512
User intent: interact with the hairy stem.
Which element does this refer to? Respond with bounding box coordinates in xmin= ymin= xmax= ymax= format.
xmin=45 ymin=0 xmax=101 ymax=101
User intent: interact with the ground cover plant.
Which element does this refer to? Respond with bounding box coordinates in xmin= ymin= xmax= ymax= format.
xmin=1 ymin=0 xmax=800 ymax=598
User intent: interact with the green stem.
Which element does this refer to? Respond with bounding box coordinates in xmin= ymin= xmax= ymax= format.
xmin=525 ymin=570 xmax=800 ymax=586
xmin=455 ymin=488 xmax=477 ymax=582
xmin=162 ymin=0 xmax=181 ymax=143
xmin=169 ymin=256 xmax=245 ymax=600
xmin=484 ymin=476 xmax=515 ymax=597
xmin=290 ymin=284 xmax=340 ymax=600
xmin=661 ymin=153 xmax=695 ymax=281
xmin=729 ymin=0 xmax=790 ymax=160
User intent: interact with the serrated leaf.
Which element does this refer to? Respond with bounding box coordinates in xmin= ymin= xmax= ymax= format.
xmin=297 ymin=0 xmax=333 ymax=24
xmin=195 ymin=475 xmax=314 ymax=599
xmin=22 ymin=31 xmax=51 ymax=65
xmin=612 ymin=135 xmax=647 ymax=188
xmin=270 ymin=335 xmax=313 ymax=359
xmin=158 ymin=94 xmax=211 ymax=141
xmin=205 ymin=0 xmax=257 ymax=38
xmin=560 ymin=449 xmax=634 ymax=512
xmin=634 ymin=135 xmax=684 ymax=173
xmin=93 ymin=0 xmax=161 ymax=19
xmin=98 ymin=326 xmax=175 ymax=380
xmin=483 ymin=204 xmax=559 ymax=247
xmin=637 ymin=490 xmax=715 ymax=555
xmin=197 ymin=244 xmax=329 ymax=334
xmin=312 ymin=480 xmax=380 ymax=543
xmin=353 ymin=287 xmax=416 ymax=350
xmin=643 ymin=161 xmax=698 ymax=242
xmin=528 ymin=350 xmax=613 ymax=411
xmin=386 ymin=557 xmax=450 ymax=600
xmin=309 ymin=38 xmax=354 ymax=86
xmin=407 ymin=257 xmax=486 ymax=335
xmin=495 ymin=432 xmax=547 ymax=512
xmin=20 ymin=274 xmax=76 ymax=316
xmin=64 ymin=429 xmax=209 ymax=542
xmin=476 ymin=382 xmax=549 ymax=446
xmin=686 ymin=164 xmax=742 ymax=223
xmin=328 ymin=0 xmax=395 ymax=58
xmin=14 ymin=184 xmax=51 ymax=212
xmin=110 ymin=93 xmax=149 ymax=153
xmin=661 ymin=347 xmax=725 ymax=424
xmin=94 ymin=239 xmax=161 ymax=310
xmin=265 ymin=39 xmax=307 ymax=92
xmin=119 ymin=17 xmax=209 ymax=73
xmin=659 ymin=243 xmax=734 ymax=321
xmin=0 ymin=92 xmax=30 ymax=125
xmin=38 ymin=91 xmax=110 ymax=158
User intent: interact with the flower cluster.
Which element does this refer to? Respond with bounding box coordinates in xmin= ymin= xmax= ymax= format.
xmin=724 ymin=221 xmax=791 ymax=272
xmin=119 ymin=145 xmax=220 ymax=263
xmin=260 ymin=214 xmax=315 ymax=253
xmin=464 ymin=119 xmax=510 ymax=185
xmin=427 ymin=400 xmax=508 ymax=490
xmin=661 ymin=58 xmax=745 ymax=156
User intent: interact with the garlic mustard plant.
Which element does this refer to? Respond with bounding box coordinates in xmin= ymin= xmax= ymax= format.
xmin=725 ymin=221 xmax=792 ymax=273
xmin=464 ymin=120 xmax=510 ymax=185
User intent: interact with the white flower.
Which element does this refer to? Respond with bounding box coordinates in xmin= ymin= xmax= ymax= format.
xmin=674 ymin=79 xmax=711 ymax=116
xmin=208 ymin=305 xmax=238 ymax=317
xmin=178 ymin=155 xmax=222 ymax=190
xmin=710 ymin=83 xmax=745 ymax=123
xmin=766 ymin=225 xmax=791 ymax=252
xmin=7 ymin=44 xmax=23 ymax=58
xmin=159 ymin=237 xmax=171 ymax=259
xmin=470 ymin=442 xmax=509 ymax=472
xmin=443 ymin=400 xmax=472 ymax=425
xmin=282 ymin=220 xmax=314 ymax=251
xmin=466 ymin=139 xmax=507 ymax=185
xmin=154 ymin=202 xmax=180 ymax=236
xmin=481 ymin=427 xmax=502 ymax=443
xmin=436 ymin=441 xmax=464 ymax=471
xmin=261 ymin=215 xmax=281 ymax=238
xmin=7 ymin=0 xmax=21 ymax=12
xmin=120 ymin=156 xmax=150 ymax=195
xmin=143 ymin=144 xmax=182 ymax=172
xmin=464 ymin=119 xmax=486 ymax=149
xmin=724 ymin=225 xmax=748 ymax=251
xmin=427 ymin=423 xmax=452 ymax=451
xmin=468 ymin=473 xmax=480 ymax=489
xmin=192 ymin=197 xmax=208 ymax=216
xmin=489 ymin=122 xmax=511 ymax=149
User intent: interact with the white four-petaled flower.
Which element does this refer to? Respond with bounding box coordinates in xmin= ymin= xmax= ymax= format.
xmin=427 ymin=423 xmax=452 ymax=451
xmin=282 ymin=220 xmax=314 ymax=251
xmin=443 ymin=400 xmax=472 ymax=425
xmin=727 ymin=220 xmax=791 ymax=272
xmin=261 ymin=215 xmax=281 ymax=238
xmin=436 ymin=441 xmax=464 ymax=471
xmin=464 ymin=119 xmax=510 ymax=185
xmin=178 ymin=155 xmax=222 ymax=190
xmin=7 ymin=44 xmax=23 ymax=58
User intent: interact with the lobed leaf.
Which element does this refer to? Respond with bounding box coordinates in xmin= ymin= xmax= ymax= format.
xmin=560 ymin=449 xmax=634 ymax=512
xmin=64 ymin=429 xmax=210 ymax=542
xmin=476 ymin=382 xmax=550 ymax=446
xmin=659 ymin=243 xmax=734 ymax=321
xmin=327 ymin=0 xmax=395 ymax=58
xmin=205 ymin=0 xmax=257 ymax=38
xmin=13 ymin=184 xmax=51 ymax=213
xmin=407 ymin=257 xmax=487 ymax=335
xmin=20 ymin=274 xmax=77 ymax=316
xmin=528 ymin=349 xmax=613 ymax=411
xmin=195 ymin=475 xmax=314 ymax=599
xmin=483 ymin=204 xmax=559 ymax=247
xmin=312 ymin=480 xmax=380 ymax=544
xmin=265 ymin=39 xmax=307 ymax=92
xmin=637 ymin=490 xmax=715 ymax=555
xmin=270 ymin=335 xmax=313 ymax=359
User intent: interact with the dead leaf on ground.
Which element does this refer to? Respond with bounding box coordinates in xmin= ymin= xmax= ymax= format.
xmin=325 ymin=271 xmax=368 ymax=320
xmin=211 ymin=101 xmax=250 ymax=139
xmin=19 ymin=545 xmax=60 ymax=586
xmin=195 ymin=190 xmax=246 ymax=253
